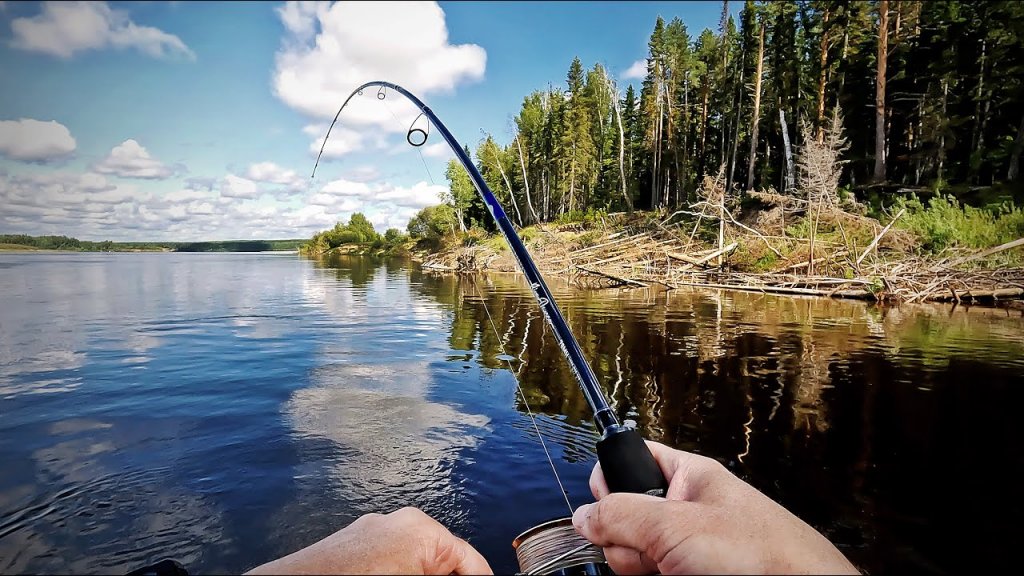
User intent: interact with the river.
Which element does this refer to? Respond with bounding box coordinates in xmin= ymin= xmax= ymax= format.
xmin=1 ymin=252 xmax=1021 ymax=574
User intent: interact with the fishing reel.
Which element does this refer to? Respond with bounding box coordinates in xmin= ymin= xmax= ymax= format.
xmin=513 ymin=518 xmax=611 ymax=575
xmin=511 ymin=424 xmax=666 ymax=575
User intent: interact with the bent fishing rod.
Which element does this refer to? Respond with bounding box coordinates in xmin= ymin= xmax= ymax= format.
xmin=314 ymin=80 xmax=667 ymax=498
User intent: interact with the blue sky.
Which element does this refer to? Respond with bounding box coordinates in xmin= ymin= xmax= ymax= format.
xmin=0 ymin=1 xmax=737 ymax=241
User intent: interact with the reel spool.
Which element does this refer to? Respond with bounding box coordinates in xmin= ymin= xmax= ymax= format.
xmin=512 ymin=517 xmax=611 ymax=576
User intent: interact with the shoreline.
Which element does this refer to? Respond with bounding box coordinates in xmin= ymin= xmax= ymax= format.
xmin=403 ymin=217 xmax=1024 ymax=308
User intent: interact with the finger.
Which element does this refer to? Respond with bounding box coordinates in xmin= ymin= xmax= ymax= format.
xmin=601 ymin=545 xmax=660 ymax=575
xmin=433 ymin=534 xmax=493 ymax=575
xmin=589 ymin=461 xmax=610 ymax=499
xmin=590 ymin=440 xmax=690 ymax=500
xmin=573 ymin=493 xmax=695 ymax=563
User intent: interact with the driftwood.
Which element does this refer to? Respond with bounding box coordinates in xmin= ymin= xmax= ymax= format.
xmin=945 ymin=237 xmax=1024 ymax=268
xmin=576 ymin=265 xmax=648 ymax=287
xmin=856 ymin=208 xmax=906 ymax=265
xmin=670 ymin=280 xmax=871 ymax=299
xmin=667 ymin=242 xmax=738 ymax=267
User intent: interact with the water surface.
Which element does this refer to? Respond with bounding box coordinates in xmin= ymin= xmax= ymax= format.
xmin=1 ymin=252 xmax=1021 ymax=574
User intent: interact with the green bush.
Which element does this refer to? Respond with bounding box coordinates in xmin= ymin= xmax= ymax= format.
xmin=555 ymin=208 xmax=608 ymax=227
xmin=461 ymin=226 xmax=488 ymax=246
xmin=895 ymin=195 xmax=1024 ymax=252
xmin=407 ymin=204 xmax=458 ymax=250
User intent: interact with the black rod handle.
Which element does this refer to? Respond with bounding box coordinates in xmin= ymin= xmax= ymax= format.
xmin=596 ymin=428 xmax=668 ymax=497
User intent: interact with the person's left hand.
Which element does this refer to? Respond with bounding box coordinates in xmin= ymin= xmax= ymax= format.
xmin=244 ymin=507 xmax=492 ymax=575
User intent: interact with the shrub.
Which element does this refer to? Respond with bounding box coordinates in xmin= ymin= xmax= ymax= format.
xmin=555 ymin=208 xmax=608 ymax=227
xmin=461 ymin=226 xmax=488 ymax=246
xmin=407 ymin=204 xmax=457 ymax=249
xmin=895 ymin=195 xmax=1024 ymax=253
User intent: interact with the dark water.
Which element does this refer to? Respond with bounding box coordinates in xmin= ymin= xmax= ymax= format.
xmin=1 ymin=252 xmax=1022 ymax=574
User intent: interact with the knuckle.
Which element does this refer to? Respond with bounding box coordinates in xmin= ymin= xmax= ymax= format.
xmin=392 ymin=506 xmax=424 ymax=521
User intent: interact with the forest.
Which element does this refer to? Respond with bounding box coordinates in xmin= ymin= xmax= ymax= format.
xmin=303 ymin=1 xmax=1024 ymax=302
xmin=437 ymin=0 xmax=1023 ymax=231
xmin=0 ymin=235 xmax=306 ymax=252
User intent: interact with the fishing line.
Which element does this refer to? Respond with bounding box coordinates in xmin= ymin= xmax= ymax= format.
xmin=322 ymin=83 xmax=572 ymax=515
xmin=314 ymin=81 xmax=668 ymax=574
xmin=468 ymin=271 xmax=575 ymax=516
xmin=380 ymin=91 xmax=435 ymax=185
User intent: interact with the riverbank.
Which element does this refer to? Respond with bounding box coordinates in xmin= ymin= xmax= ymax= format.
xmin=412 ymin=205 xmax=1024 ymax=307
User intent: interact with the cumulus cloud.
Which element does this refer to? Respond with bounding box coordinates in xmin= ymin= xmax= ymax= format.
xmin=0 ymin=171 xmax=138 ymax=235
xmin=220 ymin=174 xmax=260 ymax=199
xmin=273 ymin=1 xmax=486 ymax=156
xmin=305 ymin=177 xmax=446 ymax=232
xmin=10 ymin=1 xmax=194 ymax=60
xmin=303 ymin=123 xmax=391 ymax=160
xmin=343 ymin=165 xmax=382 ymax=183
xmin=244 ymin=161 xmax=310 ymax=195
xmin=185 ymin=176 xmax=218 ymax=192
xmin=93 ymin=139 xmax=174 ymax=179
xmin=421 ymin=142 xmax=453 ymax=160
xmin=622 ymin=59 xmax=647 ymax=80
xmin=0 ymin=158 xmax=444 ymax=241
xmin=0 ymin=118 xmax=76 ymax=162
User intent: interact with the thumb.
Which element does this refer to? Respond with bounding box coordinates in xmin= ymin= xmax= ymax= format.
xmin=573 ymin=493 xmax=695 ymax=564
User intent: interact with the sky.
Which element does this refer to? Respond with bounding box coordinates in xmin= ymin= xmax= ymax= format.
xmin=0 ymin=1 xmax=738 ymax=242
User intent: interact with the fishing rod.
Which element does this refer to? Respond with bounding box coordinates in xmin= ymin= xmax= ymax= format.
xmin=315 ymin=80 xmax=667 ymax=573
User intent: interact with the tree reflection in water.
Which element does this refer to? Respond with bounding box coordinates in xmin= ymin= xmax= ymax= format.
xmin=404 ymin=260 xmax=1023 ymax=575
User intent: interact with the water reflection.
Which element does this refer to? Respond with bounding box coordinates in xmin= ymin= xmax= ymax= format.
xmin=407 ymin=264 xmax=1024 ymax=574
xmin=1 ymin=252 xmax=1021 ymax=575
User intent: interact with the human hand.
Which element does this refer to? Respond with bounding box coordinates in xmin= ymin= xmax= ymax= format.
xmin=245 ymin=507 xmax=492 ymax=575
xmin=572 ymin=441 xmax=858 ymax=575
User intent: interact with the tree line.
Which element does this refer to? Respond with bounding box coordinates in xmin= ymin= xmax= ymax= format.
xmin=0 ymin=234 xmax=306 ymax=252
xmin=438 ymin=0 xmax=1024 ymax=231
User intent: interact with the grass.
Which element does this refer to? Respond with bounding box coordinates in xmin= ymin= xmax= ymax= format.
xmin=893 ymin=195 xmax=1024 ymax=253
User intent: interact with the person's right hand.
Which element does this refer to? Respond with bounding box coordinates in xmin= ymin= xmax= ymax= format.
xmin=572 ymin=441 xmax=859 ymax=575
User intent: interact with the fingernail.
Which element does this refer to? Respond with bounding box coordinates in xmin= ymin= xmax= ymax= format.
xmin=572 ymin=503 xmax=593 ymax=531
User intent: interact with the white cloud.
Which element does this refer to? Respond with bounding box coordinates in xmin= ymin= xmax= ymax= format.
xmin=622 ymin=59 xmax=647 ymax=80
xmin=421 ymin=142 xmax=453 ymax=160
xmin=343 ymin=165 xmax=381 ymax=183
xmin=220 ymin=174 xmax=260 ymax=199
xmin=273 ymin=1 xmax=486 ymax=155
xmin=0 ymin=118 xmax=76 ymax=162
xmin=244 ymin=161 xmax=309 ymax=194
xmin=93 ymin=139 xmax=174 ymax=179
xmin=161 ymin=188 xmax=211 ymax=204
xmin=303 ymin=177 xmax=445 ymax=232
xmin=10 ymin=1 xmax=194 ymax=60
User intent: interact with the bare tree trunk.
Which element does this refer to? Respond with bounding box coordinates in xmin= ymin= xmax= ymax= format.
xmin=611 ymin=85 xmax=633 ymax=211
xmin=970 ymin=37 xmax=988 ymax=183
xmin=717 ymin=191 xmax=725 ymax=268
xmin=1009 ymin=112 xmax=1024 ymax=182
xmin=698 ymin=76 xmax=710 ymax=179
xmin=682 ymin=71 xmax=690 ymax=204
xmin=873 ymin=0 xmax=889 ymax=183
xmin=727 ymin=35 xmax=746 ymax=193
xmin=746 ymin=20 xmax=765 ymax=191
xmin=489 ymin=145 xmax=523 ymax=226
xmin=938 ymin=78 xmax=948 ymax=183
xmin=834 ymin=20 xmax=850 ymax=113
xmin=569 ymin=143 xmax=577 ymax=214
xmin=513 ymin=133 xmax=539 ymax=223
xmin=653 ymin=82 xmax=664 ymax=209
xmin=816 ymin=6 xmax=831 ymax=143
xmin=542 ymin=170 xmax=549 ymax=220
xmin=780 ymin=107 xmax=795 ymax=192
